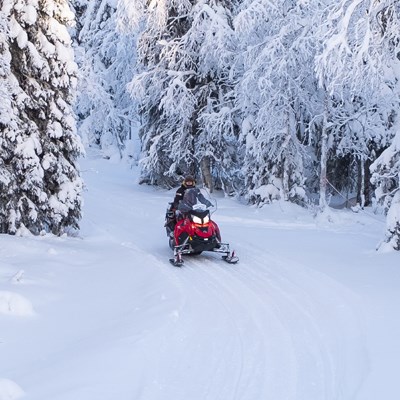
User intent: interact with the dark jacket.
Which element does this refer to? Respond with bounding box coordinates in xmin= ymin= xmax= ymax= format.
xmin=178 ymin=188 xmax=212 ymax=213
xmin=172 ymin=184 xmax=189 ymax=209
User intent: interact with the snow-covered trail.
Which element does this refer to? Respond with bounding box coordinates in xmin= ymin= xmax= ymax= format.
xmin=1 ymin=153 xmax=399 ymax=400
xmin=72 ymin=156 xmax=373 ymax=400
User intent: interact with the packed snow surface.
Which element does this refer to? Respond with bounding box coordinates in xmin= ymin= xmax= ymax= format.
xmin=1 ymin=151 xmax=399 ymax=400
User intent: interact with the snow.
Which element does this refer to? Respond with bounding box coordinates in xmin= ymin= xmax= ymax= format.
xmin=21 ymin=5 xmax=37 ymax=25
xmin=0 ymin=291 xmax=35 ymax=316
xmin=0 ymin=379 xmax=25 ymax=400
xmin=38 ymin=32 xmax=55 ymax=56
xmin=0 ymin=150 xmax=399 ymax=400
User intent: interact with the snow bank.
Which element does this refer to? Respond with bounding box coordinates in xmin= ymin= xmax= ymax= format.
xmin=0 ymin=379 xmax=25 ymax=400
xmin=0 ymin=291 xmax=34 ymax=316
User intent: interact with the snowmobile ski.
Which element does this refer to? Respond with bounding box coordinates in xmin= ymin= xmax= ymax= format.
xmin=169 ymin=250 xmax=184 ymax=267
xmin=169 ymin=258 xmax=184 ymax=267
xmin=222 ymin=250 xmax=239 ymax=264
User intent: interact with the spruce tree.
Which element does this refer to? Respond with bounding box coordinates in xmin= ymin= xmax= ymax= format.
xmin=234 ymin=0 xmax=318 ymax=205
xmin=0 ymin=0 xmax=83 ymax=235
xmin=371 ymin=128 xmax=400 ymax=251
xmin=316 ymin=0 xmax=400 ymax=249
xmin=126 ymin=0 xmax=241 ymax=190
xmin=71 ymin=0 xmax=138 ymax=159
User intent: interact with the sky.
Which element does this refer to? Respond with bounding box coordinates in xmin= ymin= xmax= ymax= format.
xmin=1 ymin=149 xmax=399 ymax=400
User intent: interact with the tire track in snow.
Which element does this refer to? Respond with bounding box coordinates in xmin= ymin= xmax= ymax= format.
xmin=151 ymin=259 xmax=247 ymax=400
xmin=210 ymin=245 xmax=367 ymax=400
xmin=163 ymin=243 xmax=368 ymax=400
xmin=187 ymin=257 xmax=297 ymax=400
xmin=164 ymin=256 xmax=293 ymax=400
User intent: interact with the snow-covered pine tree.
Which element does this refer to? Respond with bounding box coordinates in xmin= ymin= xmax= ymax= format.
xmin=315 ymin=0 xmax=398 ymax=211
xmin=328 ymin=90 xmax=394 ymax=208
xmin=125 ymin=0 xmax=241 ymax=190
xmin=0 ymin=6 xmax=22 ymax=233
xmin=371 ymin=125 xmax=400 ymax=250
xmin=234 ymin=0 xmax=318 ymax=205
xmin=0 ymin=0 xmax=83 ymax=235
xmin=117 ymin=0 xmax=192 ymax=187
xmin=316 ymin=0 xmax=400 ymax=249
xmin=70 ymin=0 xmax=138 ymax=160
xmin=187 ymin=0 xmax=241 ymax=193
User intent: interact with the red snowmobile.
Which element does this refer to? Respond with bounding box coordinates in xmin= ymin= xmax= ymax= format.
xmin=165 ymin=188 xmax=239 ymax=267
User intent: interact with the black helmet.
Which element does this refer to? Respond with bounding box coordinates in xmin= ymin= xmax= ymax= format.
xmin=183 ymin=175 xmax=195 ymax=187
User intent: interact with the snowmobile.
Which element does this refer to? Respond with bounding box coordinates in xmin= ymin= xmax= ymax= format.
xmin=165 ymin=188 xmax=239 ymax=267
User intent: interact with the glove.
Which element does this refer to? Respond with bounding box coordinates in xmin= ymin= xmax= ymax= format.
xmin=167 ymin=210 xmax=175 ymax=219
xmin=175 ymin=210 xmax=183 ymax=220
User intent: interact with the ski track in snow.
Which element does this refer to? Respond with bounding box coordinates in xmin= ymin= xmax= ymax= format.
xmin=162 ymin=249 xmax=368 ymax=400
xmin=1 ymin=154 xmax=395 ymax=400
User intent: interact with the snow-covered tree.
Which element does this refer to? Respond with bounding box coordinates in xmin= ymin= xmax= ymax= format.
xmin=70 ymin=0 xmax=138 ymax=160
xmin=186 ymin=0 xmax=242 ymax=192
xmin=371 ymin=125 xmax=400 ymax=250
xmin=315 ymin=0 xmax=399 ymax=209
xmin=125 ymin=0 xmax=241 ymax=190
xmin=234 ymin=0 xmax=321 ymax=205
xmin=0 ymin=6 xmax=21 ymax=233
xmin=316 ymin=0 xmax=400 ymax=248
xmin=0 ymin=0 xmax=83 ymax=235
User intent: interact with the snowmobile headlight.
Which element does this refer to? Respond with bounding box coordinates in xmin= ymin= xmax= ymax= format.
xmin=203 ymin=215 xmax=210 ymax=224
xmin=192 ymin=215 xmax=202 ymax=224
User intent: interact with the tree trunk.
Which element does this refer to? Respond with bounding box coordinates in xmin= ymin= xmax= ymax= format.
xmin=282 ymin=109 xmax=290 ymax=201
xmin=364 ymin=158 xmax=372 ymax=206
xmin=200 ymin=157 xmax=213 ymax=192
xmin=360 ymin=159 xmax=366 ymax=209
xmin=319 ymin=94 xmax=329 ymax=210
xmin=357 ymin=158 xmax=371 ymax=208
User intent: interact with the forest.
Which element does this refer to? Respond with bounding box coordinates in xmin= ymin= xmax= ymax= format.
xmin=0 ymin=0 xmax=399 ymax=250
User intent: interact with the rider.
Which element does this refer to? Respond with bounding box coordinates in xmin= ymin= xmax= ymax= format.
xmin=172 ymin=175 xmax=196 ymax=209
xmin=166 ymin=175 xmax=196 ymax=236
xmin=177 ymin=186 xmax=213 ymax=214
xmin=174 ymin=184 xmax=214 ymax=247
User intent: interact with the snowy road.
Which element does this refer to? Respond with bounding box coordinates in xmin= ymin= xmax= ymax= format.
xmin=1 ymin=153 xmax=399 ymax=400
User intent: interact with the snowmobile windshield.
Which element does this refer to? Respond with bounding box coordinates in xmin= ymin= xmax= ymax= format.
xmin=178 ymin=188 xmax=215 ymax=213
